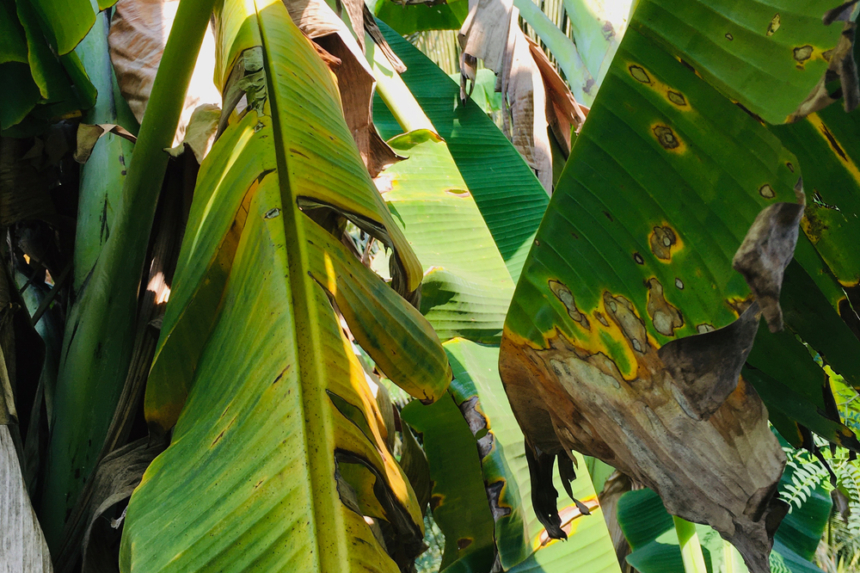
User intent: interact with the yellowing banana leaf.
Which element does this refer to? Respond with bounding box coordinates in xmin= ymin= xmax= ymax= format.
xmin=121 ymin=0 xmax=449 ymax=570
xmin=373 ymin=20 xmax=549 ymax=282
xmin=498 ymin=2 xmax=855 ymax=571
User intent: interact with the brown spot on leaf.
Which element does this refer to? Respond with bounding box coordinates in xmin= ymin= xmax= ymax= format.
xmin=786 ymin=162 xmax=794 ymax=173
xmin=725 ymin=33 xmax=734 ymax=40
xmin=594 ymin=311 xmax=610 ymax=327
xmin=759 ymin=184 xmax=776 ymax=199
xmin=667 ymin=91 xmax=687 ymax=106
xmin=649 ymin=226 xmax=678 ymax=260
xmin=549 ymin=280 xmax=591 ymax=329
xmin=767 ymin=14 xmax=780 ymax=36
xmin=675 ymin=278 xmax=684 ymax=290
xmin=696 ymin=323 xmax=716 ymax=333
xmin=457 ymin=538 xmax=473 ymax=550
xmin=821 ymin=124 xmax=848 ymax=161
xmin=445 ymin=189 xmax=471 ymax=197
xmin=653 ymin=125 xmax=680 ymax=149
xmin=646 ymin=278 xmax=684 ymax=336
xmin=633 ymin=252 xmax=645 ymax=265
xmin=430 ymin=494 xmax=443 ymax=511
xmin=629 ymin=65 xmax=651 ymax=83
xmin=794 ymin=45 xmax=814 ymax=63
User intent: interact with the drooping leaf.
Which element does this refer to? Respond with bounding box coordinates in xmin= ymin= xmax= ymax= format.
xmin=121 ymin=1 xmax=449 ymax=570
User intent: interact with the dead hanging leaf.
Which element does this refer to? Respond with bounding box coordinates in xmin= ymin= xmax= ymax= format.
xmin=74 ymin=123 xmax=137 ymax=164
xmin=526 ymin=36 xmax=587 ymax=155
xmin=109 ymin=0 xmax=221 ymax=146
xmin=0 ymin=425 xmax=53 ymax=572
xmin=163 ymin=103 xmax=220 ymax=163
xmin=499 ymin=197 xmax=809 ymax=573
xmin=458 ymin=0 xmax=582 ymax=192
xmin=788 ymin=5 xmax=859 ymax=121
xmin=732 ymin=183 xmax=805 ymax=332
xmin=0 ymin=136 xmax=56 ymax=226
xmin=284 ymin=0 xmax=401 ymax=177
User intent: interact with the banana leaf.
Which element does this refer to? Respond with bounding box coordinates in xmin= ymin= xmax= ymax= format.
xmin=404 ymin=339 xmax=619 ymax=572
xmin=371 ymin=0 xmax=468 ymax=35
xmin=373 ymin=20 xmax=549 ymax=282
xmin=121 ymin=0 xmax=449 ymax=570
xmin=498 ymin=1 xmax=854 ymax=570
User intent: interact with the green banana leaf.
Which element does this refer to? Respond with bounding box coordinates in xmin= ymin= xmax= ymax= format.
xmin=373 ymin=20 xmax=549 ymax=283
xmin=404 ymin=339 xmax=620 ymax=573
xmin=371 ymin=0 xmax=467 ymax=35
xmin=121 ymin=0 xmax=450 ymax=570
xmin=771 ymin=104 xmax=860 ymax=296
xmin=0 ymin=0 xmax=101 ymax=134
xmin=617 ymin=452 xmax=832 ymax=573
xmin=374 ymin=128 xmax=515 ymax=344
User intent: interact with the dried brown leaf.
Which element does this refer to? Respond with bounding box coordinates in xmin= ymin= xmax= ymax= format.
xmin=108 ymin=0 xmax=221 ymax=146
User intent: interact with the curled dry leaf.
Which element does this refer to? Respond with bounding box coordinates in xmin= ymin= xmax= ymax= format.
xmin=284 ymin=0 xmax=400 ymax=177
xmin=499 ymin=197 xmax=808 ymax=573
xmin=163 ymin=103 xmax=220 ymax=163
xmin=458 ymin=0 xmax=581 ymax=192
xmin=108 ymin=0 xmax=221 ymax=146
xmin=73 ymin=123 xmax=137 ymax=164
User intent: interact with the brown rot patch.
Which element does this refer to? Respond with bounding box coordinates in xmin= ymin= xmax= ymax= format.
xmin=653 ymin=125 xmax=680 ymax=149
xmin=549 ymin=280 xmax=591 ymax=329
xmin=646 ymin=278 xmax=684 ymax=336
xmin=696 ymin=323 xmax=716 ymax=334
xmin=759 ymin=184 xmax=776 ymax=199
xmin=649 ymin=226 xmax=678 ymax=260
xmin=629 ymin=65 xmax=651 ymax=84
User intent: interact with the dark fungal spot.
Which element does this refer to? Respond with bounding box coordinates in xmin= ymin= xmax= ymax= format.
xmin=594 ymin=311 xmax=610 ymax=327
xmin=679 ymin=59 xmax=697 ymax=73
xmin=794 ymin=45 xmax=813 ymax=62
xmin=629 ymin=65 xmax=651 ymax=84
xmin=457 ymin=538 xmax=473 ymax=550
xmin=571 ymin=232 xmax=579 ymax=239
xmin=534 ymin=239 xmax=541 ymax=246
xmin=786 ymin=162 xmax=794 ymax=173
xmin=696 ymin=323 xmax=716 ymax=334
xmin=653 ymin=125 xmax=679 ymax=149
xmin=675 ymin=278 xmax=684 ymax=290
xmin=725 ymin=33 xmax=734 ymax=40
xmin=667 ymin=91 xmax=687 ymax=106
xmin=759 ymin=184 xmax=776 ymax=199
xmin=604 ymin=211 xmax=614 ymax=222
xmin=821 ymin=125 xmax=848 ymax=161
xmin=633 ymin=252 xmax=645 ymax=265
xmin=549 ymin=280 xmax=590 ymax=329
